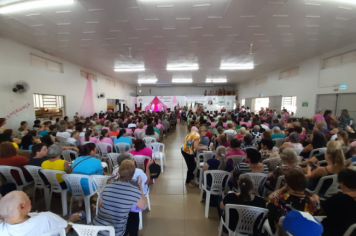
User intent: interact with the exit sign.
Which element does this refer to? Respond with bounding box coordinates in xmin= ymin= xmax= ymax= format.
xmin=340 ymin=84 xmax=347 ymax=89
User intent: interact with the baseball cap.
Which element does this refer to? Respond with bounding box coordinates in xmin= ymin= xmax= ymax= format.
xmin=283 ymin=210 xmax=323 ymax=236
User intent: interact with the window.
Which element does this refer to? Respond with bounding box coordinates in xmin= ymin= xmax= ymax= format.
xmin=281 ymin=96 xmax=297 ymax=114
xmin=322 ymin=50 xmax=356 ymax=69
xmin=241 ymin=99 xmax=245 ymax=106
xmin=279 ymin=67 xmax=299 ymax=80
xmin=256 ymin=77 xmax=267 ymax=85
xmin=31 ymin=54 xmax=63 ymax=73
xmin=33 ymin=94 xmax=64 ymax=108
xmin=106 ymin=79 xmax=115 ymax=87
xmin=80 ymin=70 xmax=97 ymax=82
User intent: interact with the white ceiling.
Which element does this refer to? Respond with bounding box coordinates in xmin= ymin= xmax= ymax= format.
xmin=1 ymin=0 xmax=356 ymax=85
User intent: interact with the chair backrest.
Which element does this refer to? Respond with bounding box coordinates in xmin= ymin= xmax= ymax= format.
xmin=226 ymin=133 xmax=236 ymax=142
xmin=132 ymin=155 xmax=150 ymax=170
xmin=262 ymin=158 xmax=281 ymax=171
xmin=108 ymin=153 xmax=120 ymax=168
xmin=142 ymin=137 xmax=156 ymax=146
xmin=0 ymin=165 xmax=28 ymax=188
xmin=274 ymin=138 xmax=286 ymax=147
xmin=224 ymin=204 xmax=268 ymax=235
xmin=240 ymin=173 xmax=268 ymax=196
xmin=62 ymin=150 xmax=78 ymax=163
xmin=62 ymin=174 xmax=95 ymax=197
xmin=90 ymin=175 xmax=111 ymax=194
xmin=24 ymin=165 xmax=45 ymax=188
xmin=317 ymin=160 xmax=328 ymax=167
xmin=203 ymin=170 xmax=231 ymax=193
xmin=17 ymin=149 xmax=31 ymax=159
xmin=110 ymin=136 xmax=116 ymax=141
xmin=290 ymin=147 xmax=303 ymax=156
xmin=56 ymin=136 xmax=67 ymax=144
xmin=94 ymin=127 xmax=102 ymax=134
xmin=114 ymin=143 xmax=130 ymax=153
xmin=38 ymin=228 xmax=66 ymax=236
xmin=70 ymin=223 xmax=115 ymax=236
xmin=313 ymin=174 xmax=339 ymax=197
xmin=253 ymin=138 xmax=261 ymax=143
xmin=96 ymin=142 xmax=112 ymax=157
xmin=40 ymin=169 xmax=66 ymax=192
xmin=351 ymin=162 xmax=356 ymax=167
xmin=150 ymin=143 xmax=165 ymax=157
xmin=135 ymin=131 xmax=144 ymax=139
xmin=226 ymin=155 xmax=245 ymax=169
xmin=309 ymin=147 xmax=327 ymax=159
xmin=343 ymin=223 xmax=356 ymax=236
xmin=274 ymin=175 xmax=285 ymax=191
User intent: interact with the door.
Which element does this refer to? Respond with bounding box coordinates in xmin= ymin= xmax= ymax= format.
xmin=337 ymin=94 xmax=356 ymax=121
xmin=245 ymin=98 xmax=252 ymax=110
xmin=316 ymin=94 xmax=338 ymax=116
xmin=269 ymin=96 xmax=282 ymax=113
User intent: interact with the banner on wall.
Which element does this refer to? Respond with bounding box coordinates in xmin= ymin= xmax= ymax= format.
xmin=207 ymin=96 xmax=218 ymax=105
xmin=218 ymin=96 xmax=225 ymax=106
xmin=225 ymin=100 xmax=232 ymax=109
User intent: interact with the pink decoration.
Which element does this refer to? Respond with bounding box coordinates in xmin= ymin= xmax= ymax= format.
xmin=78 ymin=75 xmax=95 ymax=118
xmin=144 ymin=96 xmax=167 ymax=111
xmin=135 ymin=97 xmax=138 ymax=104
xmin=171 ymin=96 xmax=178 ymax=106
xmin=5 ymin=103 xmax=31 ymax=120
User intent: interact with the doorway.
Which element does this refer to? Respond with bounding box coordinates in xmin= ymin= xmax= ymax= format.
xmin=316 ymin=93 xmax=356 ymax=121
xmin=254 ymin=98 xmax=269 ymax=113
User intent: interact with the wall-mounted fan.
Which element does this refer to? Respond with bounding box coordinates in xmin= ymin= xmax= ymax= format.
xmin=12 ymin=81 xmax=30 ymax=93
xmin=98 ymin=93 xmax=105 ymax=98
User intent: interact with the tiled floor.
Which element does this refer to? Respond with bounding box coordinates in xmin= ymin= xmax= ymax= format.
xmin=30 ymin=124 xmax=220 ymax=235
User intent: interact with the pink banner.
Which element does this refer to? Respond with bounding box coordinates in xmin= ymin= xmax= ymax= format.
xmin=78 ymin=75 xmax=95 ymax=117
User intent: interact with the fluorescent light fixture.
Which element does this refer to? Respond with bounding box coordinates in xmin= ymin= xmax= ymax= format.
xmin=138 ymin=79 xmax=157 ymax=84
xmin=114 ymin=67 xmax=145 ymax=72
xmin=172 ymin=79 xmax=193 ymax=83
xmin=206 ymin=78 xmax=227 ymax=83
xmin=220 ymin=64 xmax=254 ymax=70
xmin=0 ymin=0 xmax=74 ymax=14
xmin=166 ymin=64 xmax=199 ymax=71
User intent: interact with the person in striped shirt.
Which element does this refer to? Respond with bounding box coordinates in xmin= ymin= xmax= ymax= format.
xmin=93 ymin=160 xmax=147 ymax=236
xmin=237 ymin=148 xmax=269 ymax=174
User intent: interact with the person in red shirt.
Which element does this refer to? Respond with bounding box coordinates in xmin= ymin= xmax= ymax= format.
xmin=0 ymin=142 xmax=32 ymax=184
xmin=323 ymin=110 xmax=338 ymax=129
xmin=221 ymin=107 xmax=226 ymax=112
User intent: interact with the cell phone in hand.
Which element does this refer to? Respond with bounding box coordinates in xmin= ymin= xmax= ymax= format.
xmin=308 ymin=161 xmax=317 ymax=170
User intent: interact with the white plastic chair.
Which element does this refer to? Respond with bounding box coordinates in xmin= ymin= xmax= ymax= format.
xmin=341 ymin=146 xmax=350 ymax=154
xmin=309 ymin=147 xmax=327 ymax=159
xmin=62 ymin=174 xmax=97 ymax=224
xmin=23 ymin=165 xmax=50 ymax=210
xmin=56 ymin=136 xmax=67 ymax=144
xmin=62 ymin=150 xmax=78 ymax=163
xmin=253 ymin=138 xmax=261 ymax=143
xmin=90 ymin=175 xmax=111 ymax=215
xmin=351 ymin=162 xmax=356 ymax=166
xmin=262 ymin=158 xmax=281 ymax=171
xmin=200 ymin=170 xmax=231 ymax=218
xmin=239 ymin=173 xmax=268 ymax=196
xmin=344 ymin=223 xmax=356 ymax=236
xmin=108 ymin=153 xmax=120 ymax=170
xmin=142 ymin=137 xmax=156 ymax=148
xmin=0 ymin=166 xmax=33 ymax=190
xmin=135 ymin=131 xmax=144 ymax=139
xmin=274 ymin=138 xmax=286 ymax=147
xmin=289 ymin=147 xmax=303 ymax=156
xmin=274 ymin=175 xmax=285 ymax=191
xmin=40 ymin=169 xmax=69 ymax=216
xmin=110 ymin=136 xmax=116 ymax=142
xmin=196 ymin=152 xmax=216 ymax=189
xmin=70 ymin=223 xmax=115 ymax=236
xmin=219 ymin=204 xmax=268 ymax=236
xmin=38 ymin=228 xmax=66 ymax=236
xmin=317 ymin=160 xmax=328 ymax=166
xmin=226 ymin=155 xmax=245 ymax=169
xmin=150 ymin=143 xmax=166 ymax=172
xmin=132 ymin=155 xmax=151 ymax=171
xmin=306 ymin=174 xmax=340 ymax=197
xmin=114 ymin=143 xmax=130 ymax=153
xmin=97 ymin=142 xmax=113 ymax=159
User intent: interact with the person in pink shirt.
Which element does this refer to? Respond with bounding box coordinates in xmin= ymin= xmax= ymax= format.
xmin=97 ymin=129 xmax=114 ymax=151
xmin=281 ymin=109 xmax=290 ymax=124
xmin=313 ymin=110 xmax=324 ymax=124
xmin=102 ymin=120 xmax=111 ymax=131
xmin=225 ymin=138 xmax=246 ymax=159
xmin=134 ymin=122 xmax=145 ymax=138
xmin=156 ymin=120 xmax=164 ymax=131
xmin=240 ymin=117 xmax=252 ymax=128
xmin=123 ymin=123 xmax=133 ymax=136
xmin=80 ymin=130 xmax=98 ymax=144
xmin=129 ymin=139 xmax=153 ymax=166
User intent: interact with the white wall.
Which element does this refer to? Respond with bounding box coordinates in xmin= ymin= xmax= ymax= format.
xmin=136 ymin=86 xmax=235 ymax=96
xmin=238 ymin=42 xmax=356 ymax=117
xmin=0 ymin=37 xmax=133 ymax=131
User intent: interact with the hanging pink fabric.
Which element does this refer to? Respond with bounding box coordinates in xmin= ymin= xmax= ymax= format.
xmin=144 ymin=96 xmax=167 ymax=111
xmin=78 ymin=75 xmax=95 ymax=118
xmin=171 ymin=96 xmax=178 ymax=107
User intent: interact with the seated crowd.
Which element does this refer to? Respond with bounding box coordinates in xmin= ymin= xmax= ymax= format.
xmin=0 ymin=110 xmax=171 ymax=236
xmin=182 ymin=106 xmax=356 ymax=236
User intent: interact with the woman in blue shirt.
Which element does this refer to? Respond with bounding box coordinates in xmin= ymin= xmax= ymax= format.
xmin=114 ymin=129 xmax=133 ymax=152
xmin=20 ymin=134 xmax=36 ymax=150
xmin=71 ymin=143 xmax=103 ymax=196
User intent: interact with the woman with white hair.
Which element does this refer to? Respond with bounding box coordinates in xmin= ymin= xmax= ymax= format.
xmin=41 ymin=144 xmax=71 ymax=189
xmin=271 ymin=126 xmax=285 ymax=139
xmin=251 ymin=125 xmax=261 ymax=139
xmin=279 ymin=132 xmax=303 ymax=151
xmin=268 ymin=148 xmax=303 ymax=189
xmin=56 ymin=125 xmax=70 ymax=139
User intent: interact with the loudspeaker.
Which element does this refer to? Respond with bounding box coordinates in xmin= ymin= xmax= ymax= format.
xmin=116 ymin=99 xmax=120 ymax=105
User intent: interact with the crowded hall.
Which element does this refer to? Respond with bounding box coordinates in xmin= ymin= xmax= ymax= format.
xmin=1 ymin=0 xmax=356 ymax=236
